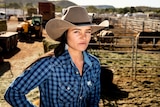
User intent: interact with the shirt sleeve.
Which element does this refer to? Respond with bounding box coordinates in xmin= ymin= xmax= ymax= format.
xmin=88 ymin=62 xmax=101 ymax=107
xmin=4 ymin=57 xmax=51 ymax=107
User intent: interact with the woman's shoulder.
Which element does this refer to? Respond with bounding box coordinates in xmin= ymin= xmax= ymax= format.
xmin=86 ymin=52 xmax=100 ymax=63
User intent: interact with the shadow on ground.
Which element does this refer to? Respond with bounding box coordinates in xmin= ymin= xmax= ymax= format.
xmin=0 ymin=61 xmax=12 ymax=77
xmin=2 ymin=47 xmax=20 ymax=59
xmin=100 ymin=66 xmax=129 ymax=106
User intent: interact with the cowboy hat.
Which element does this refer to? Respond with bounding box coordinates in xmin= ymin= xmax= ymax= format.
xmin=45 ymin=6 xmax=105 ymax=40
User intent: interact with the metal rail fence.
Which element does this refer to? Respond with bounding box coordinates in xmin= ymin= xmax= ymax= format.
xmin=134 ymin=36 xmax=160 ymax=78
xmin=88 ymin=35 xmax=160 ymax=78
xmin=120 ymin=18 xmax=160 ymax=33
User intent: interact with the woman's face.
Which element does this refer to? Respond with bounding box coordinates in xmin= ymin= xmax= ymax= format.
xmin=67 ymin=26 xmax=91 ymax=52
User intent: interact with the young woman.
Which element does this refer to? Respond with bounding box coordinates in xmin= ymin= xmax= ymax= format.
xmin=4 ymin=6 xmax=105 ymax=107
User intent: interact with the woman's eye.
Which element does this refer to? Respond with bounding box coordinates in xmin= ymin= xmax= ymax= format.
xmin=72 ymin=30 xmax=91 ymax=35
xmin=73 ymin=30 xmax=80 ymax=33
xmin=86 ymin=31 xmax=91 ymax=34
xmin=86 ymin=31 xmax=91 ymax=35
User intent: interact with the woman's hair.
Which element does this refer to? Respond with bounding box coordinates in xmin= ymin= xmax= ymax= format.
xmin=54 ymin=31 xmax=67 ymax=57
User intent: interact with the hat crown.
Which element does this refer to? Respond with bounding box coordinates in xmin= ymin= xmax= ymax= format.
xmin=45 ymin=6 xmax=105 ymax=41
xmin=62 ymin=6 xmax=91 ymax=24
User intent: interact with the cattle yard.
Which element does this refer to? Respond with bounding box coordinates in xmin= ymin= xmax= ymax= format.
xmin=88 ymin=17 xmax=160 ymax=78
xmin=89 ymin=17 xmax=160 ymax=106
xmin=0 ymin=16 xmax=160 ymax=106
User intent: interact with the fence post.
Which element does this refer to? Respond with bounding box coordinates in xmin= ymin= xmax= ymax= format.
xmin=142 ymin=21 xmax=145 ymax=32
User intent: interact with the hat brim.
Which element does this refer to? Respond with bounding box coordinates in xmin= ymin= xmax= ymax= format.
xmin=45 ymin=19 xmax=105 ymax=40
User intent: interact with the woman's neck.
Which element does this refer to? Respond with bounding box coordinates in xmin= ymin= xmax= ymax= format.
xmin=68 ymin=48 xmax=84 ymax=75
xmin=68 ymin=48 xmax=83 ymax=63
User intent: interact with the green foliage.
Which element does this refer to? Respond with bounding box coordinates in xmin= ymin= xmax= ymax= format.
xmin=25 ymin=3 xmax=34 ymax=8
xmin=156 ymin=9 xmax=160 ymax=13
xmin=6 ymin=2 xmax=21 ymax=9
xmin=55 ymin=6 xmax=62 ymax=12
xmin=86 ymin=6 xmax=98 ymax=13
xmin=130 ymin=7 xmax=137 ymax=13
xmin=86 ymin=6 xmax=160 ymax=14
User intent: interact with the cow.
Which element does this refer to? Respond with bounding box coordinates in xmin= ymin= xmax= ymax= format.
xmin=97 ymin=30 xmax=114 ymax=43
xmin=88 ymin=20 xmax=115 ymax=50
xmin=136 ymin=31 xmax=160 ymax=48
xmin=88 ymin=29 xmax=115 ymax=50
xmin=97 ymin=29 xmax=115 ymax=50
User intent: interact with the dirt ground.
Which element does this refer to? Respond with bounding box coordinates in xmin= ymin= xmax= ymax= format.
xmin=0 ymin=18 xmax=160 ymax=107
xmin=0 ymin=18 xmax=46 ymax=107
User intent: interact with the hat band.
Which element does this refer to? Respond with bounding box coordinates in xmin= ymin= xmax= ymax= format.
xmin=71 ymin=22 xmax=92 ymax=26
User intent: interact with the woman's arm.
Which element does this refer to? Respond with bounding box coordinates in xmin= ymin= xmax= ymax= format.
xmin=4 ymin=87 xmax=35 ymax=107
xmin=4 ymin=57 xmax=51 ymax=106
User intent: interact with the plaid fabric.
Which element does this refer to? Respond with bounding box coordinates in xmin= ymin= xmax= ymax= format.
xmin=4 ymin=50 xmax=101 ymax=107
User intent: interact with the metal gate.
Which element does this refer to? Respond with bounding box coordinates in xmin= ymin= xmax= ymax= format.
xmin=88 ymin=35 xmax=160 ymax=78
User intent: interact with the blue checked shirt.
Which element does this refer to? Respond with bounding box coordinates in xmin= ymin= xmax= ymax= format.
xmin=4 ymin=50 xmax=101 ymax=107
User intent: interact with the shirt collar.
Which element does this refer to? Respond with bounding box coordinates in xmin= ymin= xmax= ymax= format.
xmin=59 ymin=50 xmax=92 ymax=67
xmin=83 ymin=51 xmax=92 ymax=67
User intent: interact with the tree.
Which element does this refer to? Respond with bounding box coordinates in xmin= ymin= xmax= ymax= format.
xmin=55 ymin=6 xmax=62 ymax=12
xmin=117 ymin=8 xmax=125 ymax=14
xmin=6 ymin=2 xmax=21 ymax=9
xmin=130 ymin=7 xmax=137 ymax=13
xmin=123 ymin=7 xmax=130 ymax=14
xmin=86 ymin=6 xmax=98 ymax=13
xmin=25 ymin=3 xmax=34 ymax=8
xmin=155 ymin=9 xmax=160 ymax=13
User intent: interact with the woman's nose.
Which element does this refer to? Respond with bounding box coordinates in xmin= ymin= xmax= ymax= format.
xmin=80 ymin=32 xmax=86 ymax=39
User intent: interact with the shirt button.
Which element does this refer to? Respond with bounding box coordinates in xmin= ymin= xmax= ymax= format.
xmin=76 ymin=71 xmax=79 ymax=74
xmin=80 ymin=96 xmax=82 ymax=99
xmin=67 ymin=87 xmax=70 ymax=90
